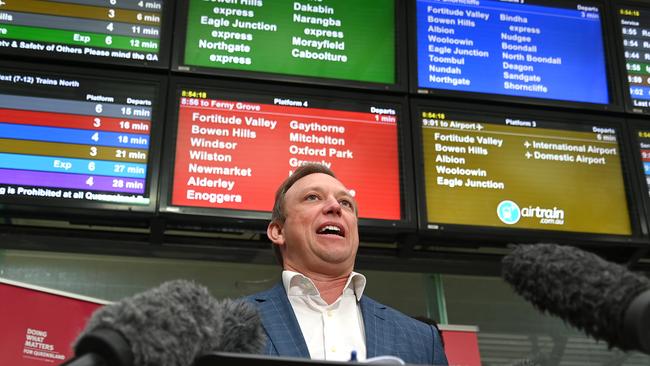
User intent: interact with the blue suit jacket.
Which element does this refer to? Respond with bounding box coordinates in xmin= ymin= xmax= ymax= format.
xmin=245 ymin=283 xmax=448 ymax=366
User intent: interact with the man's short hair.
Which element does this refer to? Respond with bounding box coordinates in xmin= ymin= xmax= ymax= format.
xmin=270 ymin=163 xmax=337 ymax=224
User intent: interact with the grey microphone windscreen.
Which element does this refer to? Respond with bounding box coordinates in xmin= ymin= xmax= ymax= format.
xmin=502 ymin=243 xmax=650 ymax=353
xmin=77 ymin=279 xmax=222 ymax=366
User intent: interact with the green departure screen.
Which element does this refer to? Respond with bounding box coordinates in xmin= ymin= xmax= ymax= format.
xmin=181 ymin=0 xmax=396 ymax=85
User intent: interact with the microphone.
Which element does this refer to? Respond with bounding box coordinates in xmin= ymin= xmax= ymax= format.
xmin=208 ymin=298 xmax=267 ymax=354
xmin=61 ymin=280 xmax=265 ymax=366
xmin=502 ymin=243 xmax=650 ymax=354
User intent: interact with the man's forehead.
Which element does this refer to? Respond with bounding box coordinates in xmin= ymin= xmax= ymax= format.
xmin=287 ymin=173 xmax=351 ymax=195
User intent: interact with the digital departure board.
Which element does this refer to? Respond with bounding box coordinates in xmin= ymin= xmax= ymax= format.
xmin=616 ymin=3 xmax=650 ymax=114
xmin=412 ymin=0 xmax=612 ymax=107
xmin=173 ymin=0 xmax=405 ymax=90
xmin=0 ymin=0 xmax=172 ymax=68
xmin=634 ymin=127 xmax=650 ymax=199
xmin=413 ymin=102 xmax=633 ymax=237
xmin=629 ymin=123 xmax=650 ymax=236
xmin=160 ymin=79 xmax=411 ymax=226
xmin=0 ymin=63 xmax=162 ymax=213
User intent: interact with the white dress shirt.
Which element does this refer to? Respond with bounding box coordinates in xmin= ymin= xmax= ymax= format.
xmin=282 ymin=270 xmax=367 ymax=361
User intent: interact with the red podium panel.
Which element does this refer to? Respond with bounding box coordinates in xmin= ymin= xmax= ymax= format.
xmin=440 ymin=324 xmax=482 ymax=366
xmin=0 ymin=278 xmax=108 ymax=365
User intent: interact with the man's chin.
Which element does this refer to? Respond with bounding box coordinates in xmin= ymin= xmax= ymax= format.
xmin=317 ymin=249 xmax=356 ymax=265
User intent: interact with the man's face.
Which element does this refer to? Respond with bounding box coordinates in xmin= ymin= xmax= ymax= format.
xmin=268 ymin=173 xmax=359 ymax=277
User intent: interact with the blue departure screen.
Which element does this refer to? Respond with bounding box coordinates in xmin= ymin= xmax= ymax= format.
xmin=415 ymin=0 xmax=609 ymax=104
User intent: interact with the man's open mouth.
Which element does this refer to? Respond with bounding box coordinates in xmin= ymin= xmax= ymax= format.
xmin=317 ymin=224 xmax=345 ymax=237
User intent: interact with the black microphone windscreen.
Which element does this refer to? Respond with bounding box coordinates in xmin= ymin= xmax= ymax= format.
xmin=77 ymin=279 xmax=222 ymax=366
xmin=502 ymin=244 xmax=650 ymax=351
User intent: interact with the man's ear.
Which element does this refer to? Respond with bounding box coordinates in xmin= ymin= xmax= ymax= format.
xmin=267 ymin=221 xmax=285 ymax=245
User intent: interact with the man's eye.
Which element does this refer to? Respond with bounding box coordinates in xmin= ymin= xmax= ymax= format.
xmin=306 ymin=194 xmax=319 ymax=201
xmin=340 ymin=200 xmax=353 ymax=209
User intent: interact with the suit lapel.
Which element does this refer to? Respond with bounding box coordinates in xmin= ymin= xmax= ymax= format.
xmin=253 ymin=283 xmax=310 ymax=358
xmin=360 ymin=297 xmax=389 ymax=358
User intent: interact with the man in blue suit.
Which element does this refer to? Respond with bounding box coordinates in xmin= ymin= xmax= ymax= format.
xmin=246 ymin=164 xmax=448 ymax=365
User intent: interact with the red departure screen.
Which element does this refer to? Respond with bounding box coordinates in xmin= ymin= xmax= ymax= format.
xmin=170 ymin=90 xmax=402 ymax=220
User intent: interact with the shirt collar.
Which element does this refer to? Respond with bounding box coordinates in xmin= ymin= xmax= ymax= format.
xmin=282 ymin=270 xmax=367 ymax=301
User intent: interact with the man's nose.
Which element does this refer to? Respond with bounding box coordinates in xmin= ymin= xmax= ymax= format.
xmin=322 ymin=196 xmax=342 ymax=216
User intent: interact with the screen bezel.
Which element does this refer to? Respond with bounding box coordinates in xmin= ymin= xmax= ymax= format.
xmin=0 ymin=60 xmax=166 ymax=217
xmin=0 ymin=0 xmax=175 ymax=69
xmin=410 ymin=98 xmax=646 ymax=246
xmin=170 ymin=0 xmax=408 ymax=92
xmin=406 ymin=0 xmax=624 ymax=112
xmin=158 ymin=76 xmax=416 ymax=234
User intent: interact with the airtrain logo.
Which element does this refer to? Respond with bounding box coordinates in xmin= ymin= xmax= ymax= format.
xmin=497 ymin=200 xmax=565 ymax=225
xmin=496 ymin=200 xmax=521 ymax=225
